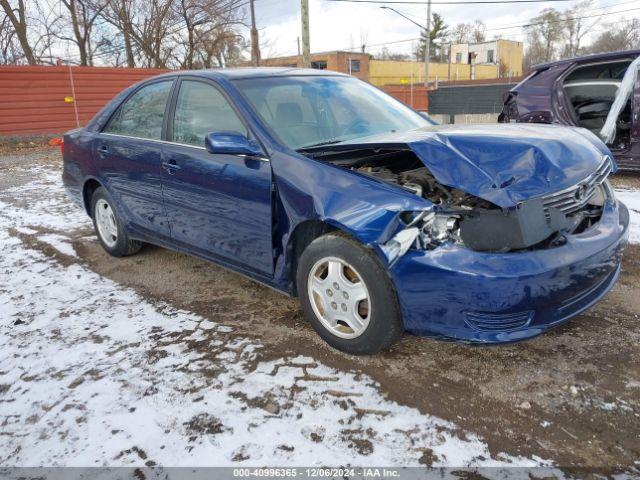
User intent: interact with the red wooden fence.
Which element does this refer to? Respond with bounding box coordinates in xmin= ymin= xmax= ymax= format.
xmin=383 ymin=86 xmax=429 ymax=111
xmin=0 ymin=65 xmax=431 ymax=137
xmin=0 ymin=66 xmax=167 ymax=136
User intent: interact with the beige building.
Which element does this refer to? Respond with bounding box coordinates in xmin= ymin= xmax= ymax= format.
xmin=369 ymin=60 xmax=510 ymax=86
xmin=450 ymin=39 xmax=523 ymax=78
xmin=257 ymin=42 xmax=522 ymax=87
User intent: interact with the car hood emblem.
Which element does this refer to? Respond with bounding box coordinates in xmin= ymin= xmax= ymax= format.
xmin=575 ymin=184 xmax=588 ymax=202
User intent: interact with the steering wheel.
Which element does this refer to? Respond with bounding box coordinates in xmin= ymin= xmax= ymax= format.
xmin=340 ymin=118 xmax=370 ymax=136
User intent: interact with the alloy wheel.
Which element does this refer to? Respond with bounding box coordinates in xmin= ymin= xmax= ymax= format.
xmin=95 ymin=198 xmax=118 ymax=248
xmin=307 ymin=256 xmax=371 ymax=339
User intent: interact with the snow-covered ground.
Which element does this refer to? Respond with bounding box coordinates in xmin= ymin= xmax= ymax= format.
xmin=616 ymin=189 xmax=640 ymax=244
xmin=0 ymin=166 xmax=557 ymax=467
xmin=1 ymin=163 xmax=637 ymax=468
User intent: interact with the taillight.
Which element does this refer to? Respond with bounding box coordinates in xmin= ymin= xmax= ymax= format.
xmin=49 ymin=137 xmax=64 ymax=155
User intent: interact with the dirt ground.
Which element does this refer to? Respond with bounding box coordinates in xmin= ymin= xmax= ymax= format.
xmin=2 ymin=145 xmax=639 ymax=472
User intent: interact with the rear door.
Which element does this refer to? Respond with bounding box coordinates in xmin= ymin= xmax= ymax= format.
xmin=160 ymin=78 xmax=274 ymax=275
xmin=95 ymin=79 xmax=174 ymax=238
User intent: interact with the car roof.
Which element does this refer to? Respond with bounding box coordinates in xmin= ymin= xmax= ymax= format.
xmin=153 ymin=67 xmax=348 ymax=81
xmin=533 ymin=49 xmax=640 ymax=70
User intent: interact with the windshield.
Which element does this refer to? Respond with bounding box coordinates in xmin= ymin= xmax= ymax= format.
xmin=233 ymin=75 xmax=435 ymax=149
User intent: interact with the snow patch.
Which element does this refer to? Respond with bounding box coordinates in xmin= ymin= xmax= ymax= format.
xmin=36 ymin=233 xmax=77 ymax=257
xmin=615 ymin=189 xmax=640 ymax=244
xmin=0 ymin=164 xmax=554 ymax=467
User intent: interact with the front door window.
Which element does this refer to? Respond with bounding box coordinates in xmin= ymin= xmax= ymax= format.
xmin=172 ymin=80 xmax=247 ymax=146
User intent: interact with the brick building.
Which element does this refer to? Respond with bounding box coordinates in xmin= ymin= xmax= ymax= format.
xmin=259 ymin=51 xmax=371 ymax=82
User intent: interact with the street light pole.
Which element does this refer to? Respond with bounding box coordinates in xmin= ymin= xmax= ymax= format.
xmin=380 ymin=5 xmax=431 ymax=87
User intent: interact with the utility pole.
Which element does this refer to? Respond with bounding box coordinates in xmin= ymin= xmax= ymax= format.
xmin=249 ymin=0 xmax=260 ymax=66
xmin=424 ymin=0 xmax=431 ymax=87
xmin=301 ymin=0 xmax=311 ymax=68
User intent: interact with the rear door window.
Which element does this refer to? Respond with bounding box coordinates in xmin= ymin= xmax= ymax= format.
xmin=104 ymin=81 xmax=173 ymax=140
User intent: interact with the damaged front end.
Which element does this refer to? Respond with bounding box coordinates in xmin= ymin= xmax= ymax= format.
xmin=308 ymin=142 xmax=615 ymax=263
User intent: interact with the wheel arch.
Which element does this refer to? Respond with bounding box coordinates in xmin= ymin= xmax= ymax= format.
xmin=285 ymin=218 xmax=387 ymax=296
xmin=82 ymin=177 xmax=103 ymax=217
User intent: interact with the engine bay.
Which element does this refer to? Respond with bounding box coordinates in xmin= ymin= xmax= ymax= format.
xmin=356 ymin=165 xmax=494 ymax=209
xmin=311 ymin=147 xmax=608 ymax=253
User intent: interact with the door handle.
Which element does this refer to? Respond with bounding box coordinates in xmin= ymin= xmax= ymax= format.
xmin=97 ymin=145 xmax=109 ymax=158
xmin=162 ymin=160 xmax=181 ymax=173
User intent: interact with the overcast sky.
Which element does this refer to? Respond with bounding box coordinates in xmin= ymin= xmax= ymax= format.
xmin=253 ymin=0 xmax=640 ymax=58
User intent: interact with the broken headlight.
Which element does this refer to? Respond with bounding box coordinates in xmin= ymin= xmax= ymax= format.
xmin=382 ymin=211 xmax=462 ymax=264
xmin=419 ymin=213 xmax=460 ymax=248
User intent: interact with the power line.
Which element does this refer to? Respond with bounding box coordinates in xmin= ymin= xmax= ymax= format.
xmin=327 ymin=0 xmax=580 ymax=4
xmin=487 ymin=5 xmax=640 ymax=30
xmin=477 ymin=0 xmax=639 ymax=30
xmin=333 ymin=3 xmax=640 ymax=52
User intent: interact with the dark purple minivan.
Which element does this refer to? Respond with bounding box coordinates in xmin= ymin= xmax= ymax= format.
xmin=499 ymin=49 xmax=640 ymax=171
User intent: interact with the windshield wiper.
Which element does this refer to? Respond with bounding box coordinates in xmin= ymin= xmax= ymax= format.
xmin=297 ymin=139 xmax=345 ymax=150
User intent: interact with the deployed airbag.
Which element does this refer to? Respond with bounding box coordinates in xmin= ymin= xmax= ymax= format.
xmin=600 ymin=55 xmax=640 ymax=144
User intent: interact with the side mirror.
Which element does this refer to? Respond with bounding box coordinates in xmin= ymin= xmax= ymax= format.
xmin=204 ymin=131 xmax=263 ymax=157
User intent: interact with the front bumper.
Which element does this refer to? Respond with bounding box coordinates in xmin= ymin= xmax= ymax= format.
xmin=389 ymin=200 xmax=630 ymax=343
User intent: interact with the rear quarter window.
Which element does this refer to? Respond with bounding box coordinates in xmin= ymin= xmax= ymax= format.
xmin=104 ymin=81 xmax=173 ymax=140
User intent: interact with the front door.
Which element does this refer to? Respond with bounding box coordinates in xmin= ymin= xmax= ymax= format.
xmin=161 ymin=78 xmax=274 ymax=275
xmin=96 ymin=79 xmax=174 ymax=237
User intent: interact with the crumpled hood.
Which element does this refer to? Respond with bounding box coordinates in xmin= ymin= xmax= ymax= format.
xmin=331 ymin=124 xmax=615 ymax=208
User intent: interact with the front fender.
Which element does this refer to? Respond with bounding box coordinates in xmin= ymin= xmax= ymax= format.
xmin=270 ymin=149 xmax=431 ymax=288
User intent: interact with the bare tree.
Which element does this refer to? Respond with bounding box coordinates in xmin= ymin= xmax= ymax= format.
xmin=561 ymin=0 xmax=599 ymax=58
xmin=32 ymin=2 xmax=60 ymax=64
xmin=101 ymin=0 xmax=183 ymax=68
xmin=451 ymin=23 xmax=472 ymax=44
xmin=0 ymin=0 xmax=248 ymax=68
xmin=585 ymin=19 xmax=640 ymax=54
xmin=450 ymin=20 xmax=485 ymax=44
xmin=195 ymin=25 xmax=245 ymax=68
xmin=101 ymin=0 xmax=138 ymax=66
xmin=168 ymin=0 xmax=247 ymax=69
xmin=172 ymin=0 xmax=207 ymax=69
xmin=470 ymin=20 xmax=486 ymax=43
xmin=57 ymin=0 xmax=107 ymax=65
xmin=0 ymin=0 xmax=36 ymax=64
xmin=524 ymin=8 xmax=563 ymax=66
xmin=498 ymin=59 xmax=510 ymax=77
xmin=0 ymin=12 xmax=21 ymax=63
xmin=137 ymin=0 xmax=175 ymax=67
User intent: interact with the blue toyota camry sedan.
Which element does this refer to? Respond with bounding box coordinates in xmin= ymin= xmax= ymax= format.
xmin=62 ymin=68 xmax=629 ymax=354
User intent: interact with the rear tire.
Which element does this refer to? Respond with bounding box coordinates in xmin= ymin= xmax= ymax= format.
xmin=91 ymin=187 xmax=142 ymax=257
xmin=296 ymin=233 xmax=403 ymax=355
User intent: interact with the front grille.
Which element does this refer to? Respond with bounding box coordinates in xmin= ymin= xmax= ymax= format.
xmin=464 ymin=310 xmax=534 ymax=332
xmin=541 ymin=156 xmax=612 ymax=217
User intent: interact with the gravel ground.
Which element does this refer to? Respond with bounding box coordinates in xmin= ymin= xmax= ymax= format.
xmin=0 ymin=146 xmax=639 ymax=473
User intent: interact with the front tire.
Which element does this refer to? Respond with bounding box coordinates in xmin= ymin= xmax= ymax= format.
xmin=91 ymin=187 xmax=141 ymax=257
xmin=296 ymin=233 xmax=403 ymax=355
